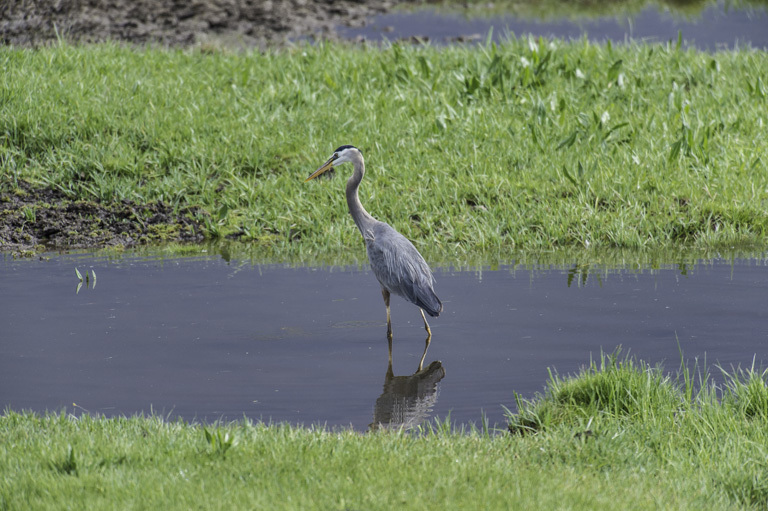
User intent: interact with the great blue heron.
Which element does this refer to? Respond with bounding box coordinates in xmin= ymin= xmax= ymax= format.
xmin=305 ymin=145 xmax=442 ymax=367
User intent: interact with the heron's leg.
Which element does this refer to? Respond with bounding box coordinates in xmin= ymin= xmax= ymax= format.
xmin=420 ymin=309 xmax=432 ymax=336
xmin=387 ymin=335 xmax=394 ymax=376
xmin=381 ymin=288 xmax=392 ymax=339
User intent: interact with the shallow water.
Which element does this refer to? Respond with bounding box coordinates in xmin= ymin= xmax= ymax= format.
xmin=2 ymin=250 xmax=767 ymax=430
xmin=339 ymin=3 xmax=768 ymax=49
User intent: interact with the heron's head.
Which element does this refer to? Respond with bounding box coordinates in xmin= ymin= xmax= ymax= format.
xmin=305 ymin=145 xmax=360 ymax=182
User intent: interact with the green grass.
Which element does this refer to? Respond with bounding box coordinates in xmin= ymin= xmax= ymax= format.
xmin=508 ymin=351 xmax=768 ymax=509
xmin=509 ymin=351 xmax=684 ymax=433
xmin=2 ymin=39 xmax=767 ymax=259
xmin=3 ymin=353 xmax=768 ymax=509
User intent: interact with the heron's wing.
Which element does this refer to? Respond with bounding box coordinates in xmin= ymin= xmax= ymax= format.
xmin=366 ymin=222 xmax=442 ymax=316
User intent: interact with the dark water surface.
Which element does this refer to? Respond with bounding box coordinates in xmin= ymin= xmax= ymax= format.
xmin=2 ymin=251 xmax=768 ymax=430
xmin=339 ymin=3 xmax=768 ymax=49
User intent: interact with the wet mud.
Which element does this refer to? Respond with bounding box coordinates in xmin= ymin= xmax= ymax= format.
xmin=0 ymin=181 xmax=205 ymax=254
xmin=1 ymin=0 xmax=403 ymax=48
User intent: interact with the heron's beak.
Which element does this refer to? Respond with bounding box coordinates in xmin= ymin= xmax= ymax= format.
xmin=305 ymin=156 xmax=335 ymax=182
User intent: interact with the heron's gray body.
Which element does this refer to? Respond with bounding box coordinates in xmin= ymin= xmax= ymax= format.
xmin=363 ymin=221 xmax=442 ymax=317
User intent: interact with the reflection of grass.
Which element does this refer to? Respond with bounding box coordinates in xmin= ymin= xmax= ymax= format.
xmin=74 ymin=267 xmax=96 ymax=293
xmin=400 ymin=0 xmax=768 ymax=20
xmin=4 ymin=353 xmax=768 ymax=509
xmin=1 ymin=40 xmax=767 ymax=260
xmin=95 ymin=239 xmax=768 ymax=271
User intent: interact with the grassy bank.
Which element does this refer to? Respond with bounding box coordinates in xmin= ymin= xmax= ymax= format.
xmin=2 ymin=39 xmax=767 ymax=258
xmin=3 ymin=353 xmax=768 ymax=510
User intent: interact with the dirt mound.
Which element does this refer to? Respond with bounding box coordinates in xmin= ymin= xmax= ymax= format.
xmin=1 ymin=0 xmax=397 ymax=48
xmin=0 ymin=182 xmax=206 ymax=254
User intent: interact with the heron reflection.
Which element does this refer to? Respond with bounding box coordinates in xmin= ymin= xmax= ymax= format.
xmin=369 ymin=359 xmax=446 ymax=431
xmin=305 ymin=145 xmax=442 ymax=361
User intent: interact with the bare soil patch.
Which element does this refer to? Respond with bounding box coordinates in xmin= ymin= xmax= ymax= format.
xmin=0 ymin=182 xmax=206 ymax=254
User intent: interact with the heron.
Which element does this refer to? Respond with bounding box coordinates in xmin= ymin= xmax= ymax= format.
xmin=305 ymin=145 xmax=442 ymax=368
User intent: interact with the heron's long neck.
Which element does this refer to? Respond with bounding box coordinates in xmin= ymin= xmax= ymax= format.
xmin=345 ymin=155 xmax=377 ymax=236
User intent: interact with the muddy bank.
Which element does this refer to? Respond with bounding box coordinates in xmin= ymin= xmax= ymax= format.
xmin=0 ymin=182 xmax=206 ymax=254
xmin=0 ymin=0 xmax=403 ymax=49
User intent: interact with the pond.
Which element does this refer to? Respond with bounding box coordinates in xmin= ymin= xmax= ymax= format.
xmin=338 ymin=2 xmax=768 ymax=49
xmin=2 ymin=250 xmax=767 ymax=431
